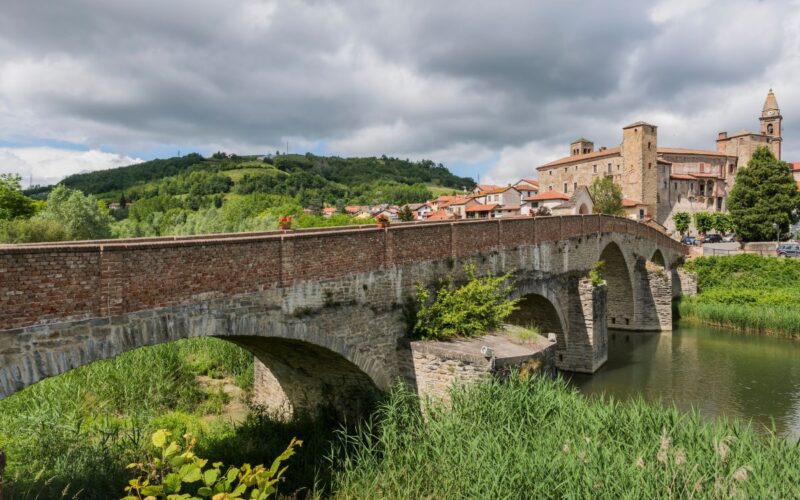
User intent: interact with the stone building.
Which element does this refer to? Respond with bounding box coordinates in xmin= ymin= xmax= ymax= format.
xmin=536 ymin=90 xmax=784 ymax=234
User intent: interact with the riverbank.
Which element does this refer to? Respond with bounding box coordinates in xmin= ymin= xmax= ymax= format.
xmin=331 ymin=374 xmax=800 ymax=498
xmin=677 ymin=254 xmax=800 ymax=338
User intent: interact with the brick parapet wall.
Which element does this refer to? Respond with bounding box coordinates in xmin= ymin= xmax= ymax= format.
xmin=0 ymin=215 xmax=685 ymax=331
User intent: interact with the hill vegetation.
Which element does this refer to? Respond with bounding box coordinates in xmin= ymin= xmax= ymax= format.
xmin=4 ymin=152 xmax=473 ymax=243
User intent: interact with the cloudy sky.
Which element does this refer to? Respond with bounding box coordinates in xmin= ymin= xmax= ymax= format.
xmin=1 ymin=0 xmax=798 ymax=186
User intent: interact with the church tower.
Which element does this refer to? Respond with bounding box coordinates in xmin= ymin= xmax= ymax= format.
xmin=760 ymin=89 xmax=782 ymax=160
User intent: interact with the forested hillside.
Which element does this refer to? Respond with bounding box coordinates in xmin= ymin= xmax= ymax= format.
xmin=5 ymin=152 xmax=473 ymax=242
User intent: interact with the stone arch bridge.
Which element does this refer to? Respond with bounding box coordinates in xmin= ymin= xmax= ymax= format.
xmin=0 ymin=215 xmax=687 ymax=416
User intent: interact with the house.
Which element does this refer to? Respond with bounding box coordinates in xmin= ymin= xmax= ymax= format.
xmin=465 ymin=203 xmax=499 ymax=219
xmin=322 ymin=207 xmax=337 ymax=217
xmin=374 ymin=209 xmax=399 ymax=221
xmin=471 ymin=184 xmax=502 ymax=195
xmin=472 ymin=186 xmax=522 ymax=206
xmin=443 ymin=196 xmax=476 ymax=219
xmin=513 ymin=179 xmax=540 ymax=204
xmin=623 ymin=199 xmax=650 ymax=220
xmin=524 ymin=191 xmax=570 ymax=213
xmin=405 ymin=202 xmax=432 ymax=220
xmin=426 ymin=208 xmax=456 ymax=221
xmin=429 ymin=195 xmax=463 ymax=212
xmin=549 ymin=186 xmax=594 ymax=216
xmin=344 ymin=205 xmax=369 ymax=215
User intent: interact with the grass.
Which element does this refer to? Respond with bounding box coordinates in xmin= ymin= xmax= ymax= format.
xmin=679 ymin=254 xmax=800 ymax=337
xmin=0 ymin=337 xmax=326 ymax=499
xmin=331 ymin=374 xmax=800 ymax=499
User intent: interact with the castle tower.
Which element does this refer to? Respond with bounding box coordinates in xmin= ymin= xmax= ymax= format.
xmin=621 ymin=122 xmax=658 ymax=218
xmin=760 ymin=88 xmax=782 ymax=159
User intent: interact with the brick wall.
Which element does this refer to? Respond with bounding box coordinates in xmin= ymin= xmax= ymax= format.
xmin=0 ymin=216 xmax=685 ymax=331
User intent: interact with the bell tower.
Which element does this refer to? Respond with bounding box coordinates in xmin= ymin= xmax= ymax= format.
xmin=760 ymin=88 xmax=782 ymax=160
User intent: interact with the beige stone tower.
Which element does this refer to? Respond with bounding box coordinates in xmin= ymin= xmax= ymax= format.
xmin=621 ymin=122 xmax=659 ymax=218
xmin=760 ymin=88 xmax=782 ymax=159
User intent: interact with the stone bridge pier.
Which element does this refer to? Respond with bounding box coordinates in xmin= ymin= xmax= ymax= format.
xmin=0 ymin=215 xmax=687 ymax=418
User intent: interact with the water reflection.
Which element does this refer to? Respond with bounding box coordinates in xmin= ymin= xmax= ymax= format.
xmin=569 ymin=324 xmax=800 ymax=439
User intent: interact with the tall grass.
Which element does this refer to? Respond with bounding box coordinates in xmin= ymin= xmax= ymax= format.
xmin=331 ymin=374 xmax=800 ymax=498
xmin=680 ymin=254 xmax=800 ymax=336
xmin=0 ymin=337 xmax=257 ymax=499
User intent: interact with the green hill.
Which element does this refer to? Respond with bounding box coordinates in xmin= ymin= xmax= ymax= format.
xmin=25 ymin=152 xmax=474 ymax=205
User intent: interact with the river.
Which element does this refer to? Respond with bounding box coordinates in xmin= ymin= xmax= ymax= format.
xmin=569 ymin=323 xmax=800 ymax=440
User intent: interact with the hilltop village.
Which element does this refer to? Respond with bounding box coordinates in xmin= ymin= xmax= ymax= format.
xmin=356 ymin=89 xmax=796 ymax=236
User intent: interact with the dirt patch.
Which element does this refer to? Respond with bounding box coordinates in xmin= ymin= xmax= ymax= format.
xmin=197 ymin=375 xmax=249 ymax=424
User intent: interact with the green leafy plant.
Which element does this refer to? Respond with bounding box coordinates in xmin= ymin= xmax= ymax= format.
xmin=588 ymin=176 xmax=624 ymax=216
xmin=693 ymin=211 xmax=714 ymax=235
xmin=123 ymin=429 xmax=301 ymax=499
xmin=589 ymin=261 xmax=605 ymax=286
xmin=413 ymin=264 xmax=520 ymax=340
xmin=671 ymin=212 xmax=690 ymax=235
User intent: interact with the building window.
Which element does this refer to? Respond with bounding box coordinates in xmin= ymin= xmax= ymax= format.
xmin=573 ymin=182 xmax=577 ymax=191
xmin=608 ymin=163 xmax=612 ymax=173
xmin=593 ymin=164 xmax=597 ymax=173
xmin=648 ymin=141 xmax=651 ymax=150
xmin=657 ymin=193 xmax=660 ymax=203
xmin=678 ymin=194 xmax=681 ymax=203
xmin=548 ymin=185 xmax=553 ymax=191
xmin=674 ymin=182 xmax=677 ymax=190
xmin=563 ymin=182 xmax=568 ymax=193
xmin=617 ymin=165 xmax=620 ymax=171
xmin=768 ymin=124 xmax=774 ymax=134
xmin=549 ymin=171 xmax=552 ymax=176
xmin=699 ymin=183 xmax=705 ymax=196
xmin=699 ymin=164 xmax=705 ymax=173
xmin=648 ymin=162 xmax=651 ymax=169
xmin=690 ymin=182 xmax=694 ymax=193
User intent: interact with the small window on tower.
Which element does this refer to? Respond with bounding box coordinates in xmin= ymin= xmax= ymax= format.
xmin=593 ymin=165 xmax=597 ymax=173
xmin=768 ymin=124 xmax=774 ymax=134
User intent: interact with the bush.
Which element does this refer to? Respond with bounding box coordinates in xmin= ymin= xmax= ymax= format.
xmin=413 ymin=264 xmax=520 ymax=340
xmin=123 ymin=429 xmax=301 ymax=499
xmin=0 ymin=217 xmax=68 ymax=243
xmin=589 ymin=261 xmax=605 ymax=286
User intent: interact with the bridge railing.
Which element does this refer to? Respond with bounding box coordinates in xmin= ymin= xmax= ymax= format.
xmin=0 ymin=215 xmax=684 ymax=331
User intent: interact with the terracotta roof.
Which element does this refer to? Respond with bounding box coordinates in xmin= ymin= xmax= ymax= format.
xmin=539 ymin=147 xmax=622 ymax=168
xmin=623 ymin=198 xmax=646 ymax=208
xmin=322 ymin=207 xmax=337 ymax=214
xmin=792 ymin=162 xmax=800 ymax=171
xmin=657 ymin=159 xmax=672 ymax=165
xmin=435 ymin=195 xmax=461 ymax=202
xmin=670 ymin=174 xmax=696 ymax=180
xmin=426 ymin=209 xmax=454 ymax=221
xmin=465 ymin=203 xmax=499 ymax=212
xmin=345 ymin=205 xmax=369 ymax=213
xmin=481 ymin=186 xmax=518 ymax=195
xmin=447 ymin=197 xmax=472 ymax=206
xmin=691 ymin=172 xmax=723 ymax=179
xmin=475 ymin=184 xmax=502 ymax=192
xmin=496 ymin=204 xmax=521 ymax=211
xmin=658 ymin=147 xmax=734 ymax=158
xmin=526 ymin=191 xmax=570 ymax=202
xmin=406 ymin=203 xmax=426 ymax=210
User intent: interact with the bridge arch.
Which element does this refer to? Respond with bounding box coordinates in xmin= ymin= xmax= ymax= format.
xmin=650 ymin=249 xmax=666 ymax=269
xmin=0 ymin=304 xmax=388 ymax=419
xmin=599 ymin=241 xmax=635 ymax=328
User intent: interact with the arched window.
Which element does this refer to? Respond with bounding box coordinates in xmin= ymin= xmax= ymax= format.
xmin=768 ymin=124 xmax=774 ymax=134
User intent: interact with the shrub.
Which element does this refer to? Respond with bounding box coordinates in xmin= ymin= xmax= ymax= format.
xmin=413 ymin=264 xmax=520 ymax=340
xmin=589 ymin=261 xmax=605 ymax=286
xmin=123 ymin=429 xmax=301 ymax=499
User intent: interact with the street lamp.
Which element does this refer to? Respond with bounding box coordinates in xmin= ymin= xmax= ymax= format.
xmin=773 ymin=222 xmax=780 ymax=248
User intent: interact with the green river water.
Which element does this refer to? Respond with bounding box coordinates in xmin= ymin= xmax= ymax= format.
xmin=569 ymin=323 xmax=800 ymax=440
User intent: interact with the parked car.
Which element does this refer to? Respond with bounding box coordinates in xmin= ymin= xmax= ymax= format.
xmin=722 ymin=234 xmax=736 ymax=242
xmin=680 ymin=235 xmax=697 ymax=246
xmin=776 ymin=243 xmax=800 ymax=257
xmin=704 ymin=234 xmax=723 ymax=243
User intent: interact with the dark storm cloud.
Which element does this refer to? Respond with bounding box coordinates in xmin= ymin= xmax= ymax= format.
xmin=0 ymin=0 xmax=797 ymax=182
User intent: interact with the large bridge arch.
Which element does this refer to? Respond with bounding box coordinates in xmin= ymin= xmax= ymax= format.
xmin=0 ymin=300 xmax=392 ymax=418
xmin=599 ymin=241 xmax=635 ymax=328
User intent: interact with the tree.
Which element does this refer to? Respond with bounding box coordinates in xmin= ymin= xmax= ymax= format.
xmin=672 ymin=211 xmax=691 ymax=235
xmin=0 ymin=173 xmax=37 ymax=220
xmin=41 ymin=185 xmax=113 ymax=240
xmin=728 ymin=147 xmax=800 ymax=241
xmin=693 ymin=211 xmax=714 ymax=235
xmin=712 ymin=212 xmax=735 ymax=235
xmin=534 ymin=206 xmax=551 ymax=217
xmin=398 ymin=204 xmax=415 ymax=222
xmin=588 ymin=176 xmax=624 ymax=216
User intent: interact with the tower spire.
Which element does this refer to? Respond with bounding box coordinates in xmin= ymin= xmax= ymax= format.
xmin=762 ymin=88 xmax=780 ymax=116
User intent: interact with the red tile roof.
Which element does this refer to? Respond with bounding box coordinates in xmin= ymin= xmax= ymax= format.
xmin=670 ymin=174 xmax=696 ymax=180
xmin=475 ymin=184 xmax=502 ymax=193
xmin=526 ymin=191 xmax=569 ymax=201
xmin=691 ymin=172 xmax=723 ymax=179
xmin=658 ymin=147 xmax=734 ymax=158
xmin=465 ymin=203 xmax=500 ymax=212
xmin=426 ymin=209 xmax=455 ymax=220
xmin=623 ymin=198 xmax=646 ymax=207
xmin=539 ymin=147 xmax=622 ymax=168
xmin=792 ymin=162 xmax=800 ymax=171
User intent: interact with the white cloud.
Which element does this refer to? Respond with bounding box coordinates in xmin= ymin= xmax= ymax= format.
xmin=0 ymin=147 xmax=142 ymax=187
